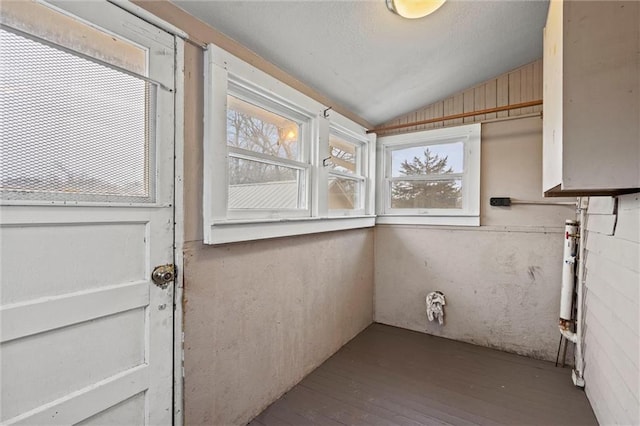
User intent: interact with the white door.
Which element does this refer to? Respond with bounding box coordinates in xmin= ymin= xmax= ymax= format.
xmin=0 ymin=2 xmax=176 ymax=424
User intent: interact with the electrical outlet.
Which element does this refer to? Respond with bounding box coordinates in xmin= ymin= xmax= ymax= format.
xmin=490 ymin=197 xmax=511 ymax=207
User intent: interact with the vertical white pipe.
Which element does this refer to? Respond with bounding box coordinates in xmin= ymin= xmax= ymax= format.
xmin=560 ymin=220 xmax=578 ymax=322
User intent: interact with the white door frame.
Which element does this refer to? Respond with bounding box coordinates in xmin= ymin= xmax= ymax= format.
xmin=172 ymin=35 xmax=186 ymax=426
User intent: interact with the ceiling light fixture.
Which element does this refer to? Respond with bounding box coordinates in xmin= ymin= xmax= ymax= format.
xmin=386 ymin=0 xmax=446 ymax=19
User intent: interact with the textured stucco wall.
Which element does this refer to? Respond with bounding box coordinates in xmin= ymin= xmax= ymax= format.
xmin=177 ymin=42 xmax=374 ymax=426
xmin=375 ymin=226 xmax=564 ymax=360
xmin=183 ymin=230 xmax=374 ymax=425
xmin=375 ymin=117 xmax=575 ymax=361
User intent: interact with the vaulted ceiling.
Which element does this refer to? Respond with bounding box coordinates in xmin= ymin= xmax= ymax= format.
xmin=174 ymin=0 xmax=549 ymax=126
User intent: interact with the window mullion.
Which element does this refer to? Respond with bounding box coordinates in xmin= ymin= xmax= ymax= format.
xmin=228 ymin=147 xmax=308 ymax=170
xmin=316 ymin=115 xmax=330 ymax=217
xmin=204 ymin=56 xmax=229 ymax=225
xmin=329 ymin=170 xmax=365 ymax=181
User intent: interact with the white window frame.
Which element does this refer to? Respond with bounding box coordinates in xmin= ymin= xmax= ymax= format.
xmin=225 ymin=80 xmax=313 ymax=220
xmin=204 ymin=44 xmax=376 ymax=244
xmin=376 ymin=123 xmax=481 ymax=226
xmin=326 ymin=118 xmax=374 ymax=217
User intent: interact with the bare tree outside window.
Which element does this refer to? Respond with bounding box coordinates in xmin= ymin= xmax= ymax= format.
xmin=225 ymin=95 xmax=306 ymax=209
xmin=227 ymin=96 xmax=300 ymax=186
xmin=327 ymin=135 xmax=357 ymax=174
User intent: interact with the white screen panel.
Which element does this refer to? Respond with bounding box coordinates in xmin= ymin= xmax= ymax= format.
xmin=0 ymin=28 xmax=156 ymax=202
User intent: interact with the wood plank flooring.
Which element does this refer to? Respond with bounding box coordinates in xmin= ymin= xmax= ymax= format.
xmin=249 ymin=324 xmax=597 ymax=426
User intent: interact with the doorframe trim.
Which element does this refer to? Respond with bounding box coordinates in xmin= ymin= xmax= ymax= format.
xmin=107 ymin=0 xmax=188 ymax=39
xmin=173 ymin=37 xmax=186 ymax=426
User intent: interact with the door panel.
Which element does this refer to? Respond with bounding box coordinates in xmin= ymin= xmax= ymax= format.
xmin=1 ymin=222 xmax=147 ymax=305
xmin=76 ymin=393 xmax=147 ymax=426
xmin=2 ymin=308 xmax=146 ymax=419
xmin=0 ymin=2 xmax=175 ymax=424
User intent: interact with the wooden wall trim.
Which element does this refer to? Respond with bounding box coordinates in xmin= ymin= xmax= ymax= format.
xmin=378 ymin=59 xmax=543 ymax=135
xmin=370 ymin=100 xmax=542 ymax=133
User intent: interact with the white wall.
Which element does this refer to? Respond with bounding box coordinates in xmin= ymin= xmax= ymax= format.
xmin=375 ymin=116 xmax=576 ymax=361
xmin=583 ymin=193 xmax=639 ymax=425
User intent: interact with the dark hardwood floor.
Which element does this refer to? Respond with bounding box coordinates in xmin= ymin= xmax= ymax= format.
xmin=249 ymin=324 xmax=597 ymax=426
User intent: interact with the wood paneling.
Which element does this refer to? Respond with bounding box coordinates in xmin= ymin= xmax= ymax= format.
xmin=378 ymin=59 xmax=543 ymax=135
xmin=250 ymin=324 xmax=598 ymax=426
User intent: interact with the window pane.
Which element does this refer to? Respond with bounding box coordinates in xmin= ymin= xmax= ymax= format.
xmin=227 ymin=95 xmax=300 ymax=161
xmin=391 ymin=142 xmax=463 ymax=177
xmin=328 ymin=134 xmax=357 ymax=174
xmin=328 ymin=176 xmax=360 ymax=210
xmin=391 ymin=179 xmax=462 ymax=209
xmin=0 ymin=29 xmax=153 ymax=201
xmin=228 ymin=157 xmax=304 ymax=209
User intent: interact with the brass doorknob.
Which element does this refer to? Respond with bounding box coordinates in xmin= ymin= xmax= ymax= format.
xmin=152 ymin=264 xmax=175 ymax=288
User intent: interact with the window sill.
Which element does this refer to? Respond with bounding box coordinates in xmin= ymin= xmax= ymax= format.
xmin=375 ymin=215 xmax=480 ymax=227
xmin=205 ymin=215 xmax=376 ymax=244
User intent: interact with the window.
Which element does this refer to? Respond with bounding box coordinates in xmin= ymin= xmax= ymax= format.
xmin=204 ymin=44 xmax=375 ymax=244
xmin=226 ymin=87 xmax=311 ymax=217
xmin=377 ymin=123 xmax=481 ymax=226
xmin=327 ymin=128 xmax=367 ymax=214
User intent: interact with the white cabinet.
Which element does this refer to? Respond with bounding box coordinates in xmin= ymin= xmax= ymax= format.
xmin=543 ymin=0 xmax=639 ymax=196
